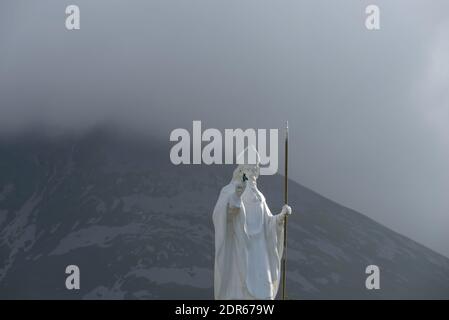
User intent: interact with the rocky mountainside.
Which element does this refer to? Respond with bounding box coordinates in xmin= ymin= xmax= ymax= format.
xmin=1 ymin=130 xmax=448 ymax=299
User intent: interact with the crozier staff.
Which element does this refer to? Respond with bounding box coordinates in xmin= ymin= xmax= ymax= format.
xmin=281 ymin=121 xmax=289 ymax=300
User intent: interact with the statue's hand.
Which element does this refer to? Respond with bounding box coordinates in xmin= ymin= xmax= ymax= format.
xmin=281 ymin=204 xmax=292 ymax=216
xmin=277 ymin=205 xmax=292 ymax=224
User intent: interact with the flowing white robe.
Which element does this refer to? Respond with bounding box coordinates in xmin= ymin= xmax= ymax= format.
xmin=213 ymin=180 xmax=284 ymax=300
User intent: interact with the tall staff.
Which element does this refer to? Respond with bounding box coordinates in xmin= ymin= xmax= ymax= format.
xmin=281 ymin=121 xmax=289 ymax=300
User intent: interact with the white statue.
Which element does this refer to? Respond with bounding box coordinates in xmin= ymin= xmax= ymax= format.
xmin=212 ymin=147 xmax=292 ymax=300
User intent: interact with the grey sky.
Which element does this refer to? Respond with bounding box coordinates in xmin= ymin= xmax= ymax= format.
xmin=1 ymin=0 xmax=448 ymax=257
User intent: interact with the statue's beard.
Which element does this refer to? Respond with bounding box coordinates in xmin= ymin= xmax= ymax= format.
xmin=243 ymin=178 xmax=262 ymax=202
xmin=242 ymin=182 xmax=264 ymax=236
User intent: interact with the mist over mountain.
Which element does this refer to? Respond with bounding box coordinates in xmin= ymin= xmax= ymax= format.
xmin=0 ymin=128 xmax=448 ymax=299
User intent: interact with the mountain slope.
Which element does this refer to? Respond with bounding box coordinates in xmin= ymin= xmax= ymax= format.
xmin=0 ymin=130 xmax=448 ymax=299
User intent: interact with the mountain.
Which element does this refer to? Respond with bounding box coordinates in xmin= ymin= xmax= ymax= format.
xmin=0 ymin=129 xmax=448 ymax=299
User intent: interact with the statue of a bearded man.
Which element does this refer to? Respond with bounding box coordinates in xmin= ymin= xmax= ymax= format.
xmin=213 ymin=147 xmax=292 ymax=299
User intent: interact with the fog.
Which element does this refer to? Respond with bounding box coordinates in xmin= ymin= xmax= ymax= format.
xmin=1 ymin=0 xmax=448 ymax=257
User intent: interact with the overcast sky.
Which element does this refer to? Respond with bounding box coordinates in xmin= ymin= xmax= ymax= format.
xmin=1 ymin=0 xmax=448 ymax=257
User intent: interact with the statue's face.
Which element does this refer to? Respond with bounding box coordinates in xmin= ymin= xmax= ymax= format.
xmin=243 ymin=164 xmax=259 ymax=181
